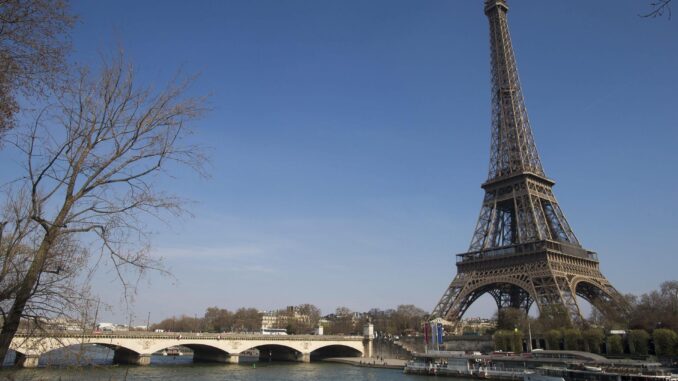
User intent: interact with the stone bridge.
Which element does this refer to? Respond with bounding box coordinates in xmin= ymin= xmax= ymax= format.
xmin=10 ymin=331 xmax=372 ymax=368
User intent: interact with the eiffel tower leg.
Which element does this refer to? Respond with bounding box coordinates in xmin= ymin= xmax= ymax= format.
xmin=431 ymin=274 xmax=474 ymax=324
xmin=531 ymin=273 xmax=584 ymax=325
xmin=573 ymin=277 xmax=628 ymax=322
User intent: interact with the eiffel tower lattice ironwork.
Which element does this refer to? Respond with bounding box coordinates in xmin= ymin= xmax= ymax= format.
xmin=431 ymin=0 xmax=626 ymax=325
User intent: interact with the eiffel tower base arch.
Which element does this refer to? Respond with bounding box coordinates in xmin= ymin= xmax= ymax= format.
xmin=433 ymin=249 xmax=626 ymax=326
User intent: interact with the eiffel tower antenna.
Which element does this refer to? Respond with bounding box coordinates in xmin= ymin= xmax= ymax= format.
xmin=432 ymin=0 xmax=626 ymax=325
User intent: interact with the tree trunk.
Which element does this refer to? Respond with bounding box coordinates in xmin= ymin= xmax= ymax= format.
xmin=0 ymin=240 xmax=51 ymax=365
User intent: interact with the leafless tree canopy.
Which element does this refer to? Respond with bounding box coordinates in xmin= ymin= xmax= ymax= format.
xmin=627 ymin=281 xmax=678 ymax=331
xmin=0 ymin=54 xmax=206 ymax=363
xmin=0 ymin=197 xmax=89 ymax=319
xmin=0 ymin=0 xmax=75 ymax=135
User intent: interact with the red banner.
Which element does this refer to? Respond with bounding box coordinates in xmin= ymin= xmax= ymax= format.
xmin=424 ymin=323 xmax=430 ymax=344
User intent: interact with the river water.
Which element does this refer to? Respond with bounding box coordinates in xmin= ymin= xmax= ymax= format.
xmin=0 ymin=359 xmax=428 ymax=381
xmin=0 ymin=347 xmax=438 ymax=381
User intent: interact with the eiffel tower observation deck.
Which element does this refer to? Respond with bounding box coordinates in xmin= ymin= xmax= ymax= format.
xmin=431 ymin=0 xmax=626 ymax=325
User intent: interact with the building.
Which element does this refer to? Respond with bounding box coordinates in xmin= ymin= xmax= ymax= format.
xmin=453 ymin=317 xmax=496 ymax=336
xmin=260 ymin=306 xmax=310 ymax=329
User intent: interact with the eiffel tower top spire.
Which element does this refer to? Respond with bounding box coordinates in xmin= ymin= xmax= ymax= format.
xmin=467 ymin=0 xmax=580 ymax=251
xmin=484 ymin=0 xmax=545 ymax=183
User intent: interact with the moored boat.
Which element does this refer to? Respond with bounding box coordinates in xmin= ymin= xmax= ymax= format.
xmin=403 ymin=350 xmax=676 ymax=381
xmin=162 ymin=347 xmax=183 ymax=356
xmin=404 ymin=352 xmax=532 ymax=380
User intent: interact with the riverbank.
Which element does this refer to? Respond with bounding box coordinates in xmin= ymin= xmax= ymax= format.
xmin=324 ymin=357 xmax=406 ymax=370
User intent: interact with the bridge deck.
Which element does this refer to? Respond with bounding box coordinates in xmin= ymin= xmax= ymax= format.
xmin=10 ymin=331 xmax=370 ymax=368
xmin=14 ymin=331 xmax=363 ymax=341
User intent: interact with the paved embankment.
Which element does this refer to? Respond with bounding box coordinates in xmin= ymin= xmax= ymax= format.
xmin=323 ymin=357 xmax=406 ymax=370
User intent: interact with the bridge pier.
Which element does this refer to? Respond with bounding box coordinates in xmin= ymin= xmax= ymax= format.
xmin=363 ymin=322 xmax=374 ymax=358
xmin=113 ymin=348 xmax=151 ymax=366
xmin=363 ymin=338 xmax=373 ymax=358
xmin=298 ymin=353 xmax=311 ymax=363
xmin=136 ymin=355 xmax=152 ymax=365
xmin=15 ymin=353 xmax=39 ymax=368
xmin=193 ymin=350 xmax=239 ymax=364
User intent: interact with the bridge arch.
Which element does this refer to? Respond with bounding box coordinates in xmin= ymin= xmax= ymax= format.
xmin=11 ymin=336 xmax=141 ymax=357
xmin=240 ymin=343 xmax=305 ymax=362
xmin=148 ymin=342 xmax=235 ymax=363
xmin=39 ymin=342 xmax=117 ymax=364
xmin=9 ymin=337 xmax=144 ymax=367
xmin=147 ymin=341 xmax=231 ymax=356
xmin=309 ymin=343 xmax=363 ymax=360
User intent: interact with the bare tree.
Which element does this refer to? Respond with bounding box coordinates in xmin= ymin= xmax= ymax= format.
xmin=0 ymin=0 xmax=76 ymax=135
xmin=628 ymin=281 xmax=678 ymax=331
xmin=0 ymin=54 xmax=206 ymax=363
xmin=232 ymin=308 xmax=262 ymax=332
xmin=641 ymin=0 xmax=673 ymax=19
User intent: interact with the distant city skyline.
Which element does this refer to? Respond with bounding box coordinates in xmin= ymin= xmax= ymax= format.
xmin=3 ymin=0 xmax=674 ymax=325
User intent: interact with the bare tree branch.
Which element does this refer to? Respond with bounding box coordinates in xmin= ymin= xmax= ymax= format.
xmin=0 ymin=0 xmax=76 ymax=135
xmin=641 ymin=0 xmax=673 ymax=19
xmin=0 ymin=52 xmax=207 ymax=364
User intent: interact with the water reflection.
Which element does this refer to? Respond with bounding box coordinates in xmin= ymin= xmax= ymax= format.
xmin=0 ymin=345 xmax=425 ymax=381
xmin=0 ymin=362 xmax=422 ymax=381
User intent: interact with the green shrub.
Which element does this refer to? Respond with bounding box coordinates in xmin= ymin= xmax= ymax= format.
xmin=628 ymin=330 xmax=649 ymax=355
xmin=563 ymin=328 xmax=582 ymax=351
xmin=653 ymin=328 xmax=677 ymax=357
xmin=493 ymin=330 xmax=512 ymax=352
xmin=545 ymin=329 xmax=562 ymax=350
xmin=582 ymin=328 xmax=604 ymax=354
xmin=607 ymin=335 xmax=623 ymax=355
xmin=512 ymin=329 xmax=523 ymax=353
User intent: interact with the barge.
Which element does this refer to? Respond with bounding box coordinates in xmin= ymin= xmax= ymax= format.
xmin=403 ymin=350 xmax=677 ymax=381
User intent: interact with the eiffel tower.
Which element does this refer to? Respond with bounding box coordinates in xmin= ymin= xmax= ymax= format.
xmin=431 ymin=0 xmax=626 ymax=325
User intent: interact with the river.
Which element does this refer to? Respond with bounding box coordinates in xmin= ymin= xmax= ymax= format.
xmin=1 ymin=360 xmax=428 ymax=381
xmin=0 ymin=347 xmax=441 ymax=381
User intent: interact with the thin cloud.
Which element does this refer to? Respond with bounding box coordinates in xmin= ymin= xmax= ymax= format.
xmin=154 ymin=244 xmax=271 ymax=260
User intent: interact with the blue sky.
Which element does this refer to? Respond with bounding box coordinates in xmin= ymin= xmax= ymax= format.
xmin=18 ymin=0 xmax=678 ymax=323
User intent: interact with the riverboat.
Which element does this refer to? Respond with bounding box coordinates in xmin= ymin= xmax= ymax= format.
xmin=403 ymin=351 xmax=677 ymax=381
xmin=537 ymin=365 xmax=678 ymax=381
xmin=404 ymin=354 xmax=537 ymax=380
xmin=162 ymin=347 xmax=183 ymax=356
